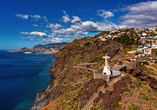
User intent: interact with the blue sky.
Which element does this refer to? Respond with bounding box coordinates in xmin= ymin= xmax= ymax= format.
xmin=0 ymin=0 xmax=157 ymax=50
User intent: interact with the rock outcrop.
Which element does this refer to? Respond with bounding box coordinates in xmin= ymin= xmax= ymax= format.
xmin=126 ymin=65 xmax=157 ymax=92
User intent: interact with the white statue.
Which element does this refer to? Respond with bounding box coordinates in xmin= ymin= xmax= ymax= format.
xmin=102 ymin=54 xmax=111 ymax=76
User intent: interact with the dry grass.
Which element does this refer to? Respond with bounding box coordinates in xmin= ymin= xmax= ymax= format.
xmin=119 ymin=76 xmax=157 ymax=110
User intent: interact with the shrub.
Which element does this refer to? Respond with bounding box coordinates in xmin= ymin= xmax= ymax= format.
xmin=84 ymin=42 xmax=90 ymax=46
xmin=142 ymin=71 xmax=149 ymax=75
xmin=137 ymin=61 xmax=142 ymax=66
xmin=135 ymin=51 xmax=139 ymax=55
xmin=90 ymin=106 xmax=97 ymax=110
xmin=91 ymin=54 xmax=105 ymax=63
xmin=143 ymin=61 xmax=149 ymax=66
xmin=86 ymin=65 xmax=89 ymax=68
xmin=113 ymin=102 xmax=121 ymax=109
xmin=90 ymin=77 xmax=94 ymax=81
xmin=128 ymin=103 xmax=140 ymax=110
xmin=140 ymin=92 xmax=149 ymax=101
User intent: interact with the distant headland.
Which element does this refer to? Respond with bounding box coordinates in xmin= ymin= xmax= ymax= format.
xmin=6 ymin=42 xmax=69 ymax=56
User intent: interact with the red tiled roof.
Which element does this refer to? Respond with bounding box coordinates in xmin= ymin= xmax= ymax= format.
xmin=131 ymin=57 xmax=137 ymax=59
xmin=152 ymin=42 xmax=157 ymax=45
xmin=113 ymin=65 xmax=125 ymax=71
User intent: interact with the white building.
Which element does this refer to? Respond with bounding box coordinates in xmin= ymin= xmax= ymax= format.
xmin=152 ymin=42 xmax=157 ymax=49
xmin=137 ymin=45 xmax=143 ymax=54
xmin=142 ymin=32 xmax=147 ymax=36
xmin=144 ymin=44 xmax=151 ymax=48
xmin=149 ymin=26 xmax=157 ymax=32
xmin=144 ymin=48 xmax=152 ymax=55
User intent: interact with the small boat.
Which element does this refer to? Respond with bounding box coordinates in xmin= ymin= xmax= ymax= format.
xmin=24 ymin=52 xmax=32 ymax=54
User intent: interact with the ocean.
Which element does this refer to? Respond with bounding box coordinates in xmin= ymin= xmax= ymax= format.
xmin=0 ymin=50 xmax=55 ymax=110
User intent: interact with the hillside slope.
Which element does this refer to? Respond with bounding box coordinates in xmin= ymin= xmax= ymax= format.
xmin=31 ymin=36 xmax=124 ymax=110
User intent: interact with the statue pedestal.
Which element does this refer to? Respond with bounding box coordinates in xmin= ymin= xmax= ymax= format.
xmin=107 ymin=75 xmax=110 ymax=82
xmin=103 ymin=67 xmax=111 ymax=76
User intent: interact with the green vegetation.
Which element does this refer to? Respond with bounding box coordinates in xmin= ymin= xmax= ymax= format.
xmin=143 ymin=61 xmax=149 ymax=66
xmin=124 ymin=91 xmax=133 ymax=97
xmin=91 ymin=54 xmax=105 ymax=63
xmin=142 ymin=71 xmax=149 ymax=75
xmin=113 ymin=35 xmax=135 ymax=46
xmin=137 ymin=61 xmax=142 ymax=66
xmin=140 ymin=92 xmax=149 ymax=101
xmin=133 ymin=78 xmax=142 ymax=87
xmin=128 ymin=103 xmax=140 ymax=110
xmin=135 ymin=51 xmax=138 ymax=55
xmin=90 ymin=106 xmax=97 ymax=110
xmin=113 ymin=102 xmax=122 ymax=109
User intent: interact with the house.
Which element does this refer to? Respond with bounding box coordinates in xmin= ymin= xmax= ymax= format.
xmin=152 ymin=42 xmax=157 ymax=49
xmin=153 ymin=36 xmax=157 ymax=40
xmin=142 ymin=32 xmax=147 ymax=36
xmin=99 ymin=36 xmax=103 ymax=39
xmin=140 ymin=37 xmax=146 ymax=44
xmin=144 ymin=44 xmax=151 ymax=48
xmin=149 ymin=26 xmax=157 ymax=32
xmin=147 ymin=36 xmax=153 ymax=39
xmin=101 ymin=38 xmax=106 ymax=41
xmin=130 ymin=57 xmax=137 ymax=61
xmin=137 ymin=45 xmax=143 ymax=54
xmin=144 ymin=48 xmax=152 ymax=55
xmin=113 ymin=35 xmax=120 ymax=39
xmin=107 ymin=34 xmax=112 ymax=38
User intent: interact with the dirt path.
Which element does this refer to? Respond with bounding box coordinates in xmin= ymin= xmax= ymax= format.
xmin=127 ymin=50 xmax=136 ymax=54
xmin=74 ymin=66 xmax=96 ymax=72
xmin=145 ymin=63 xmax=157 ymax=72
xmin=82 ymin=74 xmax=125 ymax=110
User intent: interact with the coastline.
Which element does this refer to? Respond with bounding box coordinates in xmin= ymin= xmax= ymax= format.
xmin=30 ymin=56 xmax=56 ymax=110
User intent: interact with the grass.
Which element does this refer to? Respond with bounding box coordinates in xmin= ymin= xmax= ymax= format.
xmin=140 ymin=92 xmax=149 ymax=101
xmin=142 ymin=70 xmax=149 ymax=75
xmin=128 ymin=103 xmax=140 ymax=110
xmin=148 ymin=68 xmax=157 ymax=77
xmin=124 ymin=91 xmax=133 ymax=97
xmin=90 ymin=54 xmax=105 ymax=63
xmin=113 ymin=102 xmax=122 ymax=109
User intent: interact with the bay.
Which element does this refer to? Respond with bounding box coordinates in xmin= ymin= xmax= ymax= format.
xmin=0 ymin=50 xmax=55 ymax=110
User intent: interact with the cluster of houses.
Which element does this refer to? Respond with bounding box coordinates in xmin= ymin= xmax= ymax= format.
xmin=98 ymin=26 xmax=157 ymax=41
xmin=137 ymin=44 xmax=152 ymax=55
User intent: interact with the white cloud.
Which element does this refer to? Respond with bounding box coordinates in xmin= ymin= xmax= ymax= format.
xmin=62 ymin=11 xmax=81 ymax=24
xmin=19 ymin=32 xmax=30 ymax=35
xmin=20 ymin=36 xmax=36 ymax=41
xmin=16 ymin=14 xmax=29 ymax=19
xmin=71 ymin=16 xmax=81 ymax=24
xmin=97 ymin=10 xmax=114 ymax=19
xmin=16 ymin=14 xmax=41 ymax=21
xmin=20 ymin=36 xmax=70 ymax=43
xmin=19 ymin=31 xmax=47 ymax=37
xmin=32 ymin=24 xmax=38 ymax=27
xmin=120 ymin=1 xmax=157 ymax=28
xmin=71 ymin=20 xmax=118 ymax=32
xmin=43 ymin=16 xmax=48 ymax=22
xmin=62 ymin=11 xmax=71 ymax=23
xmin=38 ymin=37 xmax=71 ymax=43
xmin=30 ymin=15 xmax=41 ymax=20
xmin=18 ymin=11 xmax=120 ymax=43
xmin=30 ymin=31 xmax=47 ymax=37
xmin=46 ymin=23 xmax=63 ymax=30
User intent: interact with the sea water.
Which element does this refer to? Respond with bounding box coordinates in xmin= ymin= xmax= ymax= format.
xmin=0 ymin=50 xmax=55 ymax=110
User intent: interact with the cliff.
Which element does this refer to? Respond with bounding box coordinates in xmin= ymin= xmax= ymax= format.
xmin=30 ymin=29 xmax=157 ymax=110
xmin=31 ymin=36 xmax=124 ymax=110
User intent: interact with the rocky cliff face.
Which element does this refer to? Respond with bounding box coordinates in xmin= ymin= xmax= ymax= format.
xmin=31 ymin=37 xmax=124 ymax=110
xmin=126 ymin=65 xmax=157 ymax=92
